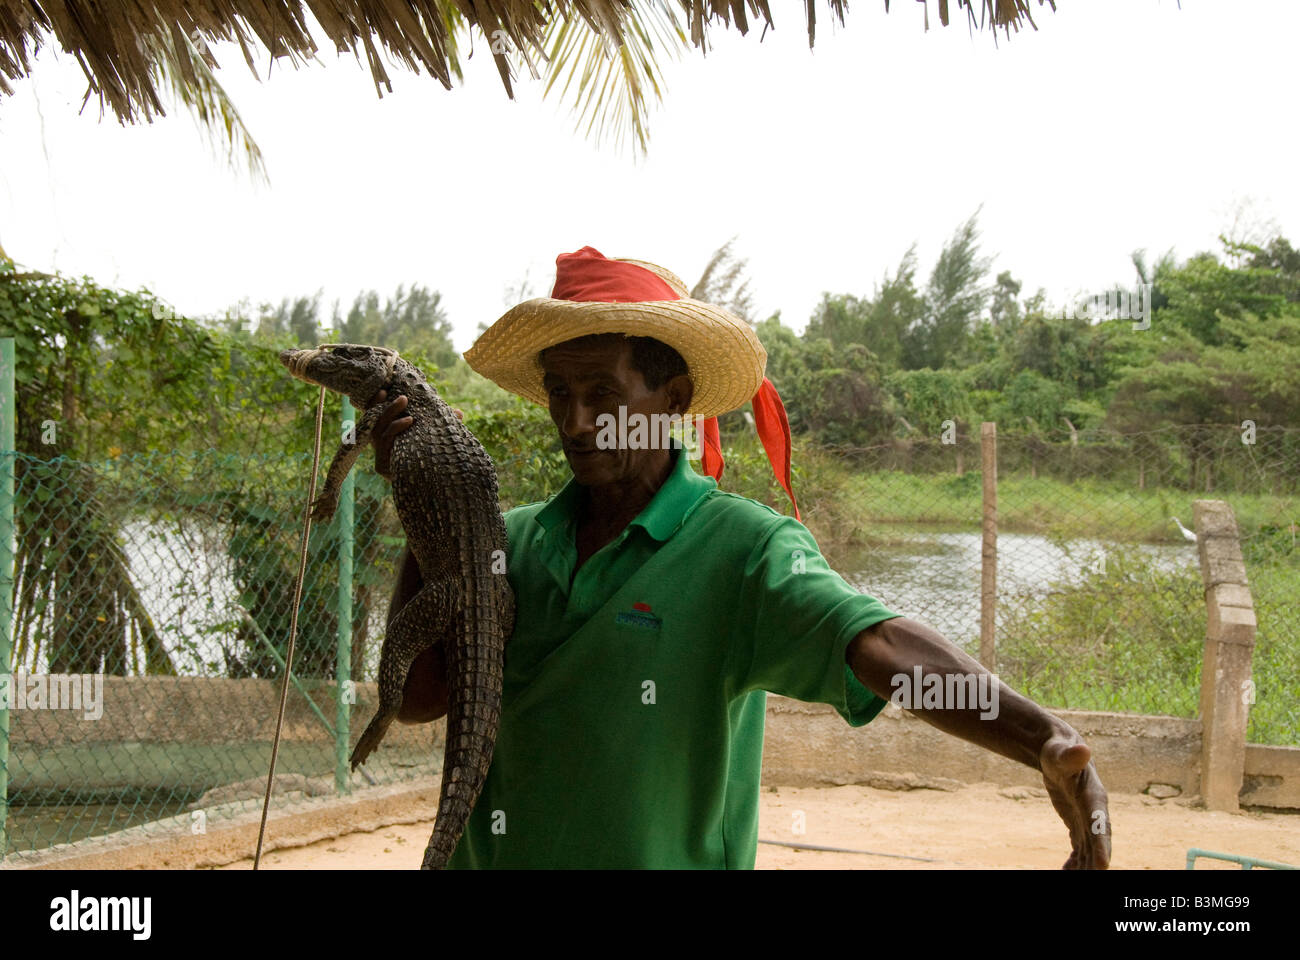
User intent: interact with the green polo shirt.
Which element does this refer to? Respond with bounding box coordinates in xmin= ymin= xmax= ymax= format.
xmin=445 ymin=445 xmax=898 ymax=869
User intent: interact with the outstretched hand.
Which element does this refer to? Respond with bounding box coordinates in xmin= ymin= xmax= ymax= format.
xmin=1040 ymin=731 xmax=1111 ymax=869
xmin=368 ymin=389 xmax=462 ymax=480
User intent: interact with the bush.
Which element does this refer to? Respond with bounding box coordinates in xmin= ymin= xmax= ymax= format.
xmin=996 ymin=546 xmax=1205 ymax=717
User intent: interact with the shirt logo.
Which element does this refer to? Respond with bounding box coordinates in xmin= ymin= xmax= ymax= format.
xmin=615 ymin=601 xmax=662 ymax=631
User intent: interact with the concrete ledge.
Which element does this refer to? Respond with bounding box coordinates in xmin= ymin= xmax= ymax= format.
xmin=9 ymin=677 xmax=428 ymax=747
xmin=7 ymin=678 xmax=443 ymax=796
xmin=2 ymin=778 xmax=443 ymax=871
xmin=1243 ymin=743 xmax=1300 ymax=808
xmin=761 ymin=695 xmax=1298 ymax=810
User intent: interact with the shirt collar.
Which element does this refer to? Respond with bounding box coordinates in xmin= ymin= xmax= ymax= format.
xmin=535 ymin=442 xmax=715 ymax=543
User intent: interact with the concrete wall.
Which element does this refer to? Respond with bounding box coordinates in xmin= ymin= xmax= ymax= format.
xmin=7 ymin=677 xmax=439 ymax=796
xmin=7 ymin=678 xmax=1297 ymax=810
xmin=761 ymin=696 xmax=1299 ymax=810
xmin=3 ymin=781 xmax=444 ymax=870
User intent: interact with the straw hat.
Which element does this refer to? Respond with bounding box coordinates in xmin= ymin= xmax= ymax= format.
xmin=463 ymin=246 xmax=766 ymax=418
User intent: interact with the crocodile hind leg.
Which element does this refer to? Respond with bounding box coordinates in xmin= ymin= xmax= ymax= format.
xmin=350 ymin=579 xmax=460 ymax=770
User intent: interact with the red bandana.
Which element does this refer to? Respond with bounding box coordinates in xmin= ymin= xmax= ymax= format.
xmin=548 ymin=246 xmax=801 ymax=522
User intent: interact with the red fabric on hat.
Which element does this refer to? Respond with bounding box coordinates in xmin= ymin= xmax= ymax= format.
xmin=700 ymin=416 xmax=724 ymax=482
xmin=552 ymin=246 xmax=679 ymax=303
xmin=751 ymin=378 xmax=801 ymax=522
xmin=548 ymin=245 xmax=800 ymax=521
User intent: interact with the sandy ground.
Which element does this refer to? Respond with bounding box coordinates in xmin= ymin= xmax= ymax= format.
xmin=220 ymin=782 xmax=1300 ymax=870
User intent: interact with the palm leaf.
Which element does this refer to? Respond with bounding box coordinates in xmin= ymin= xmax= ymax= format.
xmin=144 ymin=26 xmax=269 ymax=183
xmin=537 ymin=1 xmax=687 ymax=156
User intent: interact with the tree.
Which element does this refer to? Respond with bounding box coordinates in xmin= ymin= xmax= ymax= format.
xmin=1006 ymin=313 xmax=1099 ymax=393
xmin=989 ymin=270 xmax=1023 ymax=337
xmin=1108 ymin=311 xmax=1300 ymax=431
xmin=885 ymin=367 xmax=975 ymax=436
xmin=801 ymin=344 xmax=893 ymax=446
xmin=1155 ymin=248 xmax=1285 ymax=347
xmin=995 ymin=369 xmax=1072 ymax=430
xmin=901 ymin=211 xmax=992 ymax=370
xmin=0 ymin=256 xmax=415 ymax=680
xmin=804 ymin=245 xmax=923 ymax=372
xmin=257 ymin=292 xmax=325 ymax=345
xmin=691 ymin=236 xmax=755 ymax=323
xmin=333 ymin=284 xmax=459 ymax=371
xmin=1233 ymin=236 xmax=1300 ymax=303
xmin=804 ymin=293 xmax=870 ymax=352
xmin=756 ymin=315 xmax=883 ymax=439
xmin=754 ymin=312 xmax=806 ymax=402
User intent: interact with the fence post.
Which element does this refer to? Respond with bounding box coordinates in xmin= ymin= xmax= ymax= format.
xmin=1063 ymin=417 xmax=1078 ymax=481
xmin=1193 ymin=499 xmax=1256 ymax=812
xmin=980 ymin=421 xmax=997 ymax=670
xmin=335 ymin=397 xmax=355 ymax=795
xmin=0 ymin=337 xmax=13 ymax=860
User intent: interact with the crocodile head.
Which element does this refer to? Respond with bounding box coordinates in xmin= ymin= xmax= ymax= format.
xmin=279 ymin=344 xmax=400 ymax=406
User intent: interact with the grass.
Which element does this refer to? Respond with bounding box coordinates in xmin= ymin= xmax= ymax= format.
xmin=997 ymin=547 xmax=1206 ymax=717
xmin=706 ymin=433 xmax=1299 ymax=746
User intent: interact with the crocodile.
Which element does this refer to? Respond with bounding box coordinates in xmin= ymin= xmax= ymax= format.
xmin=279 ymin=343 xmax=513 ymax=870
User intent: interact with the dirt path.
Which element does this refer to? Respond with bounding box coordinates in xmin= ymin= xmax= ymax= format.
xmin=220 ymin=782 xmax=1299 ymax=870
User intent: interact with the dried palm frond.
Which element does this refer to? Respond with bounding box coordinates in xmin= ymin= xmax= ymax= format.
xmin=144 ymin=25 xmax=269 ymax=182
xmin=0 ymin=1 xmax=1055 ymax=157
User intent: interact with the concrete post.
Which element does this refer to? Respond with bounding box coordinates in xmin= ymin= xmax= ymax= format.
xmin=1193 ymin=499 xmax=1256 ymax=812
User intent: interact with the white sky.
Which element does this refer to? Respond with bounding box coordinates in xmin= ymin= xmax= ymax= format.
xmin=1 ymin=0 xmax=1296 ymax=353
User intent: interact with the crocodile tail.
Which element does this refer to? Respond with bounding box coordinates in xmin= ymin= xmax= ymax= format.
xmin=421 ymin=580 xmax=507 ymax=869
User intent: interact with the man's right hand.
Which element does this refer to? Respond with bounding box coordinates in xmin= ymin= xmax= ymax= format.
xmin=371 ymin=389 xmax=414 ymax=480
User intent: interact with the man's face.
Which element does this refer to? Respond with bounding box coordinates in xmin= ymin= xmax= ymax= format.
xmin=541 ymin=336 xmax=690 ymax=488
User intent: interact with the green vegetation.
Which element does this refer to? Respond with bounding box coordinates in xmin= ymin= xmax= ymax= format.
xmin=997 ymin=547 xmax=1207 ymax=719
xmin=1 ymin=233 xmax=1295 ymax=745
xmin=714 ymin=430 xmax=1297 ymax=745
xmin=758 ymin=222 xmax=1300 ymax=448
xmin=995 ymin=544 xmax=1297 ymax=746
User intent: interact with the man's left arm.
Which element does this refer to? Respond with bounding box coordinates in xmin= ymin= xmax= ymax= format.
xmin=847 ymin=616 xmax=1112 ymax=870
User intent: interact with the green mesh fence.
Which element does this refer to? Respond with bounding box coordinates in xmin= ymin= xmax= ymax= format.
xmin=0 ymin=441 xmax=438 ymax=862
xmin=1 ymin=419 xmax=1296 ymax=861
xmin=789 ymin=424 xmax=1298 ymax=744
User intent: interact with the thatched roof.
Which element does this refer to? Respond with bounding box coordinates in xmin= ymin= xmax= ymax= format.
xmin=0 ymin=1 xmax=1053 ymax=125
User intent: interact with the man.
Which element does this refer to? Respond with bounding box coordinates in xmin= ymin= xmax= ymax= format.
xmin=371 ymin=246 xmax=1111 ymax=869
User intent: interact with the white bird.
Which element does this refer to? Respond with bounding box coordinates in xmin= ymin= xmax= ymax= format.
xmin=1170 ymin=517 xmax=1197 ymax=543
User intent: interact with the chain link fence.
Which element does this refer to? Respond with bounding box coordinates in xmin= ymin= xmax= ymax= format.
xmin=1 ymin=420 xmax=1296 ymax=861
xmin=792 ymin=424 xmax=1298 ymax=747
xmin=0 ymin=442 xmax=432 ymax=861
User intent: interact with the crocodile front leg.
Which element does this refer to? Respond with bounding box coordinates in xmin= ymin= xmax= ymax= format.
xmin=310 ymin=401 xmax=385 ymax=523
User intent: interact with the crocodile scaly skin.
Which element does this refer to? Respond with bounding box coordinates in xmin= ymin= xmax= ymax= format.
xmin=280 ymin=345 xmax=514 ymax=870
